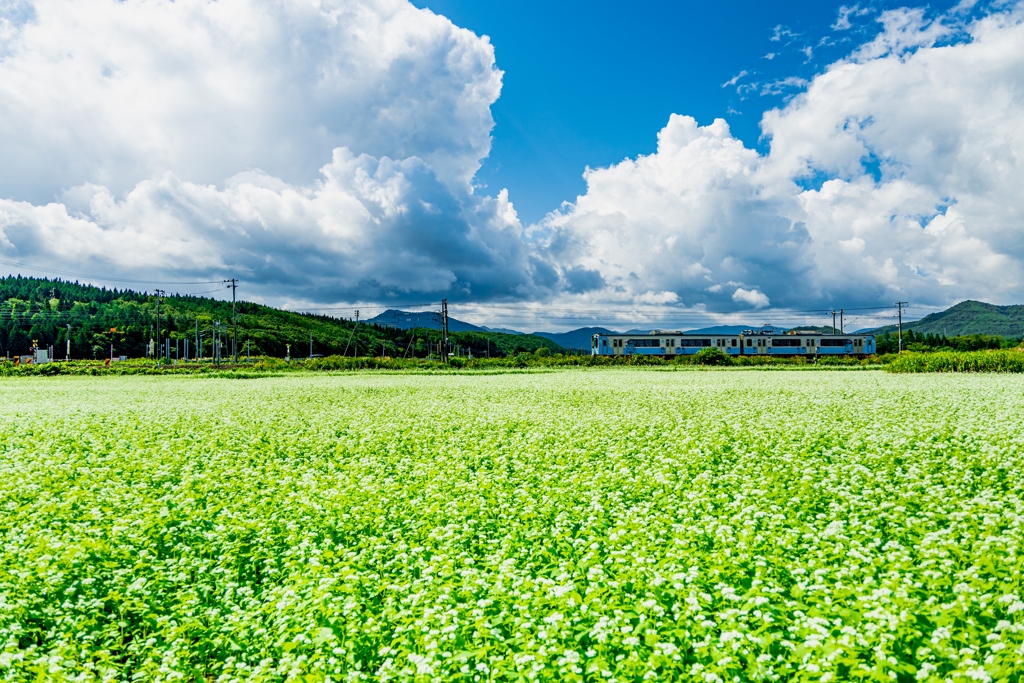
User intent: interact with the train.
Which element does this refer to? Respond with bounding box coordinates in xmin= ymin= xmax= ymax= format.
xmin=591 ymin=327 xmax=876 ymax=357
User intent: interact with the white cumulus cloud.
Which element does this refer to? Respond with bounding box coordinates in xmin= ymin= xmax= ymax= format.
xmin=0 ymin=0 xmax=555 ymax=303
xmin=732 ymin=288 xmax=770 ymax=308
xmin=2 ymin=0 xmax=1024 ymax=316
xmin=539 ymin=3 xmax=1024 ymax=311
xmin=0 ymin=0 xmax=501 ymax=200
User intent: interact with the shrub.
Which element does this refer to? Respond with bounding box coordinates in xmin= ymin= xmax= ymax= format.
xmin=886 ymin=350 xmax=1024 ymax=373
xmin=694 ymin=348 xmax=730 ymax=366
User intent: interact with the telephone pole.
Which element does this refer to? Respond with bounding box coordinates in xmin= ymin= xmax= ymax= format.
xmin=839 ymin=309 xmax=844 ymax=334
xmin=224 ymin=279 xmax=238 ymax=362
xmin=831 ymin=310 xmax=836 ymax=335
xmin=155 ymin=289 xmax=165 ymax=362
xmin=343 ymin=311 xmax=360 ymax=357
xmin=441 ymin=299 xmax=449 ymax=364
xmin=896 ymin=302 xmax=908 ymax=353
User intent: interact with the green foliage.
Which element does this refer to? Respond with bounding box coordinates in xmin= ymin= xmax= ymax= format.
xmin=693 ymin=347 xmax=730 ymax=365
xmin=874 ymin=329 xmax=1016 ymax=355
xmin=534 ymin=346 xmax=551 ymax=357
xmin=0 ymin=371 xmax=1022 ymax=681
xmin=0 ymin=276 xmax=564 ymax=359
xmin=886 ymin=349 xmax=1024 ymax=373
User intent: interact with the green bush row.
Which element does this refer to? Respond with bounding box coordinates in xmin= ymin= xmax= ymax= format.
xmin=2 ymin=351 xmax=899 ymax=376
xmin=885 ymin=349 xmax=1024 ymax=373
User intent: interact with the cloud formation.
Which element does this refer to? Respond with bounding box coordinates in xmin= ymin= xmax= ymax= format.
xmin=0 ymin=0 xmax=550 ymax=303
xmin=540 ymin=3 xmax=1024 ymax=310
xmin=1 ymin=1 xmax=1024 ymax=316
xmin=0 ymin=0 xmax=500 ymax=200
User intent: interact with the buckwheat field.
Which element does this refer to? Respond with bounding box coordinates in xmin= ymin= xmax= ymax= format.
xmin=1 ymin=370 xmax=1022 ymax=683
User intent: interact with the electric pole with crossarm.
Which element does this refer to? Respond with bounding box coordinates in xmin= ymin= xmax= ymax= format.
xmin=224 ymin=279 xmax=238 ymax=363
xmin=155 ymin=289 xmax=165 ymax=363
xmin=896 ymin=302 xmax=908 ymax=353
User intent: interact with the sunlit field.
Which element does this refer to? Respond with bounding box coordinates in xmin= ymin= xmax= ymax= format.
xmin=1 ymin=370 xmax=1022 ymax=683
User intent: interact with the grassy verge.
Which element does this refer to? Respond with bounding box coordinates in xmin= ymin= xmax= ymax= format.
xmin=1 ymin=352 xmax=899 ymax=377
xmin=885 ymin=349 xmax=1024 ymax=373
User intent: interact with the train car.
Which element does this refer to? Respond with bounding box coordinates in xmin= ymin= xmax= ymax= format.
xmin=593 ymin=329 xmax=876 ymax=357
xmin=736 ymin=328 xmax=876 ymax=356
xmin=592 ymin=331 xmax=743 ymax=357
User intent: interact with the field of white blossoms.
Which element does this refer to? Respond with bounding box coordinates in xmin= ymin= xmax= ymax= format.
xmin=1 ymin=370 xmax=1022 ymax=683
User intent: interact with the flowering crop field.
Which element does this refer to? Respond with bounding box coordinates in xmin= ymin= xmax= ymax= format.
xmin=1 ymin=370 xmax=1023 ymax=683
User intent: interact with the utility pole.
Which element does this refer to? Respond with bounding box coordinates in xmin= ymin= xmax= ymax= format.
xmin=343 ymin=311 xmax=360 ymax=357
xmin=224 ymin=279 xmax=238 ymax=362
xmin=66 ymin=324 xmax=71 ymax=361
xmin=896 ymin=302 xmax=908 ymax=353
xmin=441 ymin=299 xmax=449 ymax=364
xmin=831 ymin=310 xmax=836 ymax=335
xmin=309 ymin=332 xmax=313 ymax=359
xmin=195 ymin=319 xmax=199 ymax=362
xmin=155 ymin=289 xmax=164 ymax=363
xmin=840 ymin=309 xmax=844 ymax=334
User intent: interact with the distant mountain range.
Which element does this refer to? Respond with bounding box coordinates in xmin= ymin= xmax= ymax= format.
xmin=365 ymin=310 xmax=522 ymax=335
xmin=867 ymin=300 xmax=1024 ymax=337
xmin=371 ymin=300 xmax=1024 ymax=349
xmin=368 ymin=310 xmax=799 ymax=349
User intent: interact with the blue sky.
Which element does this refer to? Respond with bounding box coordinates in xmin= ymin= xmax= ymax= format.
xmin=413 ymin=0 xmax=966 ymax=223
xmin=0 ymin=0 xmax=1021 ymax=331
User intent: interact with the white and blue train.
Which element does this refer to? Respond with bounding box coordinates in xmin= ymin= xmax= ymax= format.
xmin=592 ymin=327 xmax=875 ymax=358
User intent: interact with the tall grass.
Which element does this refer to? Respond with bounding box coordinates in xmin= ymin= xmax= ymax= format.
xmin=886 ymin=349 xmax=1024 ymax=373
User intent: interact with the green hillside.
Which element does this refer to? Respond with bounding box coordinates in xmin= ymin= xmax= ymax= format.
xmin=869 ymin=300 xmax=1024 ymax=337
xmin=0 ymin=276 xmax=563 ymax=359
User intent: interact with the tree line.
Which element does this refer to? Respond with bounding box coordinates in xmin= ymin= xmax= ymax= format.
xmin=873 ymin=329 xmax=1021 ymax=354
xmin=0 ymin=277 xmax=563 ymax=359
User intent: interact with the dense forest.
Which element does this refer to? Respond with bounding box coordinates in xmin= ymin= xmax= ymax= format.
xmin=0 ymin=277 xmax=564 ymax=359
xmin=873 ymin=328 xmax=1020 ymax=354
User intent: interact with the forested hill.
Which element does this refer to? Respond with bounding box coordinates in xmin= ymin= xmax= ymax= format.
xmin=0 ymin=276 xmax=564 ymax=359
xmin=869 ymin=300 xmax=1024 ymax=337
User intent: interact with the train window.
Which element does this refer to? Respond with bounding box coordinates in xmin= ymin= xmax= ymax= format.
xmin=820 ymin=339 xmax=852 ymax=347
xmin=772 ymin=338 xmax=801 ymax=347
xmin=731 ymin=339 xmax=737 ymax=347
